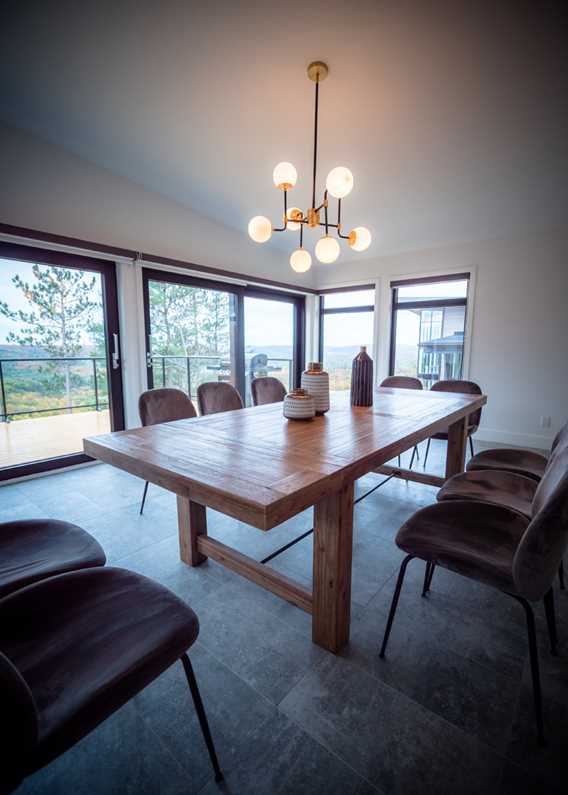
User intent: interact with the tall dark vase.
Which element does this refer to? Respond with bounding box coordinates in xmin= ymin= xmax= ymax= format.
xmin=350 ymin=346 xmax=373 ymax=406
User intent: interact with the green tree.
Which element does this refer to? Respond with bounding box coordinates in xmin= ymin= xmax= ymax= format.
xmin=0 ymin=264 xmax=100 ymax=409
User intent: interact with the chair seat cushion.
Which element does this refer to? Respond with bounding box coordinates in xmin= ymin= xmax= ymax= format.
xmin=396 ymin=501 xmax=529 ymax=592
xmin=0 ymin=567 xmax=199 ymax=771
xmin=466 ymin=448 xmax=548 ymax=481
xmin=437 ymin=470 xmax=537 ymax=518
xmin=0 ymin=519 xmax=106 ymax=599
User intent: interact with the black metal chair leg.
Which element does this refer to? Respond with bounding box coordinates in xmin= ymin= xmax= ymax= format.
xmin=422 ymin=561 xmax=436 ymax=596
xmin=469 ymin=436 xmax=475 ymax=458
xmin=397 ymin=454 xmax=402 ymax=468
xmin=559 ymin=559 xmax=566 ymax=590
xmin=509 ymin=594 xmax=546 ymax=747
xmin=421 ymin=562 xmax=432 ymax=597
xmin=427 ymin=563 xmax=436 ymax=591
xmin=409 ymin=446 xmax=418 ymax=470
xmin=380 ymin=554 xmax=414 ymax=658
xmin=139 ymin=481 xmax=149 ymax=515
xmin=181 ymin=654 xmax=223 ymax=782
xmin=543 ymin=588 xmax=558 ymax=656
xmin=423 ymin=439 xmax=431 ymax=468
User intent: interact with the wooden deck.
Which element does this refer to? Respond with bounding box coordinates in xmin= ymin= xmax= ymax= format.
xmin=0 ymin=410 xmax=110 ymax=468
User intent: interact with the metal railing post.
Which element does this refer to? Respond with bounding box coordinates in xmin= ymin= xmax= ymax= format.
xmin=162 ymin=357 xmax=166 ymax=387
xmin=186 ymin=357 xmax=191 ymax=397
xmin=92 ymin=358 xmax=100 ymax=411
xmin=0 ymin=360 xmax=7 ymax=422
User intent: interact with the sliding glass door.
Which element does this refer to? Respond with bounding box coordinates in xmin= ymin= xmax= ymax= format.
xmin=0 ymin=242 xmax=124 ymax=480
xmin=142 ymin=270 xmax=305 ymax=409
xmin=243 ymin=289 xmax=303 ymax=406
xmin=143 ymin=269 xmax=241 ymax=400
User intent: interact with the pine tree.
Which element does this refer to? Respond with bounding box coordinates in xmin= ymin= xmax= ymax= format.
xmin=0 ymin=264 xmax=100 ymax=411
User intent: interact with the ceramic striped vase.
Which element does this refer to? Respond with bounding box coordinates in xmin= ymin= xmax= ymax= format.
xmin=350 ymin=346 xmax=374 ymax=407
xmin=301 ymin=362 xmax=330 ymax=415
xmin=283 ymin=388 xmax=316 ymax=420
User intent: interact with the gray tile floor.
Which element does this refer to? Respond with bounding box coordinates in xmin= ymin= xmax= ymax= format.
xmin=1 ymin=440 xmax=566 ymax=794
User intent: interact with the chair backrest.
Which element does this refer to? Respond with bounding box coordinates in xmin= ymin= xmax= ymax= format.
xmin=431 ymin=379 xmax=483 ymax=429
xmin=138 ymin=388 xmax=197 ymax=427
xmin=197 ymin=382 xmax=244 ymax=415
xmin=0 ymin=651 xmax=39 ymax=790
xmin=551 ymin=419 xmax=568 ymax=454
xmin=251 ymin=377 xmax=287 ymax=406
xmin=513 ymin=448 xmax=568 ymax=600
xmin=380 ymin=376 xmax=423 ymax=390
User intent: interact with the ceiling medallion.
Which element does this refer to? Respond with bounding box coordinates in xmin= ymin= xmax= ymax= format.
xmin=248 ymin=61 xmax=371 ymax=272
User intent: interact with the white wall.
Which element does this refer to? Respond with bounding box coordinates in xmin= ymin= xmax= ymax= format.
xmin=316 ymin=231 xmax=568 ymax=449
xmin=0 ymin=123 xmax=314 ymax=290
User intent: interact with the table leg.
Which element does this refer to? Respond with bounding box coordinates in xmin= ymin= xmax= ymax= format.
xmin=177 ymin=495 xmax=207 ymax=565
xmin=312 ymin=482 xmax=354 ymax=653
xmin=445 ymin=416 xmax=468 ymax=480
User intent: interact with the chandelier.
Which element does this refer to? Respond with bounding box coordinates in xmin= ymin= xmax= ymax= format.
xmin=248 ymin=61 xmax=371 ymax=273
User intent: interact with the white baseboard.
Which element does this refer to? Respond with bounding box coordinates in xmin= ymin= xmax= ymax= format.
xmin=475 ymin=427 xmax=552 ymax=452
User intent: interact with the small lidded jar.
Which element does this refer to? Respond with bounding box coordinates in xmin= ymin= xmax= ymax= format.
xmin=283 ymin=388 xmax=316 ymax=420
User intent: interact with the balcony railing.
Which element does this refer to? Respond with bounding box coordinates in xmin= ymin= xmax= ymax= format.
xmin=148 ymin=354 xmax=293 ymax=401
xmin=0 ymin=356 xmax=108 ymax=422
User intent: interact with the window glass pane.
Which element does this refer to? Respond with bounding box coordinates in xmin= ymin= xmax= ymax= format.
xmin=244 ymin=296 xmax=294 ymax=406
xmin=147 ymin=279 xmax=236 ymax=403
xmin=323 ymin=289 xmax=375 ymax=309
xmin=0 ymin=257 xmax=110 ymax=467
xmin=322 ymin=311 xmax=374 ymax=392
xmin=392 ymin=304 xmax=466 ymax=388
xmin=395 ymin=279 xmax=468 ymax=303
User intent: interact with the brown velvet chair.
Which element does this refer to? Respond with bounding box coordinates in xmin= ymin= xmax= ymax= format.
xmin=197 ymin=381 xmax=244 ymax=416
xmin=0 ymin=519 xmax=105 ymax=599
xmin=380 ymin=376 xmax=423 ymax=468
xmin=423 ymin=380 xmax=483 ymax=468
xmin=379 ymin=452 xmax=568 ymax=746
xmin=466 ymin=419 xmax=568 ymax=482
xmin=437 ymin=444 xmax=568 ymax=589
xmin=0 ymin=567 xmax=222 ymax=792
xmin=251 ymin=376 xmax=286 ymax=406
xmin=138 ymin=388 xmax=197 ymax=514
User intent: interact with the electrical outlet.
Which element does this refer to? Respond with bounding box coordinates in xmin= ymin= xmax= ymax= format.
xmin=540 ymin=416 xmax=552 ymax=429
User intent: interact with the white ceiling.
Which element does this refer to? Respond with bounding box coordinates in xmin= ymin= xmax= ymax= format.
xmin=1 ymin=0 xmax=566 ymax=260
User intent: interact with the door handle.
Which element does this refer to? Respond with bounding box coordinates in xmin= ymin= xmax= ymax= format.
xmin=146 ymin=351 xmax=153 ymax=368
xmin=112 ymin=333 xmax=120 ymax=370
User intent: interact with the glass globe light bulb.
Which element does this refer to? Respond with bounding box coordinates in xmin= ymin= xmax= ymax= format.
xmin=290 ymin=248 xmax=312 ymax=273
xmin=315 ymin=235 xmax=340 ymax=264
xmin=248 ymin=216 xmax=272 ymax=243
xmin=325 ymin=166 xmax=354 ymax=199
xmin=349 ymin=226 xmax=372 ymax=252
xmin=273 ymin=162 xmax=297 ymax=190
xmin=286 ymin=207 xmax=302 ymax=231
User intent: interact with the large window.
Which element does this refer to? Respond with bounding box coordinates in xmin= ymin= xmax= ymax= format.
xmin=389 ymin=274 xmax=469 ymax=388
xmin=319 ymin=287 xmax=375 ymax=392
xmin=0 ymin=242 xmax=124 ymax=480
xmin=142 ymin=269 xmax=305 ymax=407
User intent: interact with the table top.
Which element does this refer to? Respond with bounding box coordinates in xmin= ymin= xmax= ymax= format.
xmin=84 ymin=387 xmax=486 ymax=530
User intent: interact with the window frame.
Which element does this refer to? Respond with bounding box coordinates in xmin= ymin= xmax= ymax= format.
xmin=317 ymin=284 xmax=376 ymax=364
xmin=0 ymin=240 xmax=125 ymax=481
xmin=388 ymin=272 xmax=470 ymax=381
xmin=141 ymin=268 xmax=305 ymax=401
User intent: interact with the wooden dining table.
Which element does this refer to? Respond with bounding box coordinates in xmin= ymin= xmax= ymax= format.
xmin=84 ymin=386 xmax=486 ymax=653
